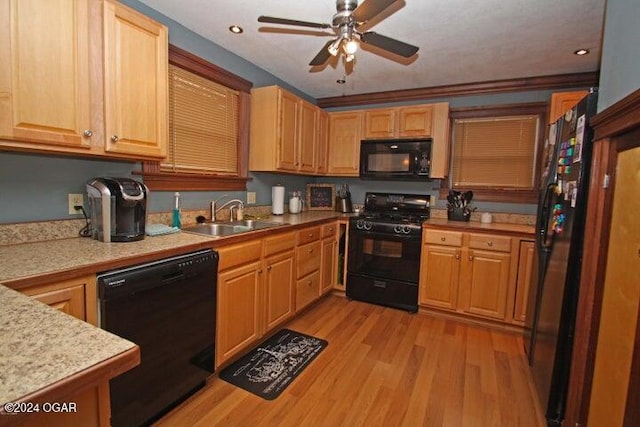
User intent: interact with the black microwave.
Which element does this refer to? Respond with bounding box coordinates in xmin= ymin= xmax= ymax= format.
xmin=359 ymin=139 xmax=432 ymax=180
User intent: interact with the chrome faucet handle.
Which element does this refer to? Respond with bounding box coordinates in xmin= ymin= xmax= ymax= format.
xmin=210 ymin=194 xmax=228 ymax=221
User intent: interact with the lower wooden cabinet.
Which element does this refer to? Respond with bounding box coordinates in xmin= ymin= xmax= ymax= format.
xmin=216 ymin=231 xmax=300 ymax=367
xmin=320 ymin=222 xmax=338 ymax=295
xmin=419 ymin=228 xmax=532 ymax=325
xmin=295 ymin=226 xmax=322 ymax=311
xmin=513 ymin=240 xmax=535 ymax=324
xmin=20 ymin=275 xmax=110 ymax=427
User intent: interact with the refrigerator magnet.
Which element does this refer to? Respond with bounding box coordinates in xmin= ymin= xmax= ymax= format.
xmin=574 ymin=115 xmax=586 ymax=163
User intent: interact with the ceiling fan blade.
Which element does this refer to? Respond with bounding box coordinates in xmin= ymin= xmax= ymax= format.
xmin=353 ymin=0 xmax=397 ymax=23
xmin=360 ymin=31 xmax=419 ymax=57
xmin=258 ymin=16 xmax=331 ymax=29
xmin=309 ymin=40 xmax=335 ymax=66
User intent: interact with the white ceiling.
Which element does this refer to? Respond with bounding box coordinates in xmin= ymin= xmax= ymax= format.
xmin=139 ymin=0 xmax=606 ymax=99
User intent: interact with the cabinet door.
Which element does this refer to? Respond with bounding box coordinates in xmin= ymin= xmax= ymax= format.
xmin=328 ymin=111 xmax=363 ymax=175
xmin=296 ymin=240 xmax=321 ymax=279
xmin=419 ymin=245 xmax=460 ymax=310
xmin=429 ymin=102 xmax=450 ymax=178
xmin=513 ymin=240 xmax=535 ymax=323
xmin=275 ymin=90 xmax=298 ymax=171
xmin=103 ymin=0 xmax=167 ymax=159
xmin=461 ymin=249 xmax=511 ymax=320
xmin=398 ymin=105 xmax=432 ymax=137
xmin=320 ymin=237 xmax=336 ymax=295
xmin=264 ymin=250 xmax=295 ymax=331
xmin=216 ymin=261 xmax=262 ymax=367
xmin=549 ymin=90 xmax=588 ymax=123
xmin=364 ymin=108 xmax=396 ymax=138
xmin=298 ymin=100 xmax=317 ymax=173
xmin=296 ymin=270 xmax=320 ymax=312
xmin=316 ymin=109 xmax=329 ymax=174
xmin=21 ymin=275 xmax=97 ymax=323
xmin=0 ymin=0 xmax=94 ymax=150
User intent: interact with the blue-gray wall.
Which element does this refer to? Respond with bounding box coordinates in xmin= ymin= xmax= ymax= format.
xmin=4 ymin=0 xmax=634 ymax=224
xmin=597 ymin=0 xmax=640 ymax=111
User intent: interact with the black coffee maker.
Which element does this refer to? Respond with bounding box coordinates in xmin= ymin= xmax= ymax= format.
xmin=86 ymin=177 xmax=148 ymax=242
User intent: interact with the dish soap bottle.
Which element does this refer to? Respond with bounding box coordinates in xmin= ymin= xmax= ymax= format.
xmin=172 ymin=192 xmax=182 ymax=229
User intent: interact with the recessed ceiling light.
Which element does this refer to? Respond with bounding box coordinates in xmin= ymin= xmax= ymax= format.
xmin=574 ymin=48 xmax=589 ymax=56
xmin=336 ymin=77 xmax=346 ymax=84
xmin=229 ymin=25 xmax=243 ymax=34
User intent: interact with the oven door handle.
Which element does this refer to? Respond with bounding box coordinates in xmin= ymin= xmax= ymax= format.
xmin=349 ymin=229 xmax=422 ymax=241
xmin=373 ymin=280 xmax=387 ymax=289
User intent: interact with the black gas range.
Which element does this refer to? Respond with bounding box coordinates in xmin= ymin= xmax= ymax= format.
xmin=347 ymin=193 xmax=430 ymax=313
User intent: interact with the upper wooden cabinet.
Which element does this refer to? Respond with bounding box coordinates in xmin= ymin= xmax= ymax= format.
xmin=0 ymin=0 xmax=168 ymax=160
xmin=549 ymin=90 xmax=589 ymax=123
xmin=328 ymin=102 xmax=450 ymax=177
xmin=315 ymin=109 xmax=329 ymax=174
xmin=102 ymin=0 xmax=168 ymax=159
xmin=364 ymin=105 xmax=433 ymax=138
xmin=250 ymin=85 xmax=322 ymax=174
xmin=327 ymin=111 xmax=364 ymax=176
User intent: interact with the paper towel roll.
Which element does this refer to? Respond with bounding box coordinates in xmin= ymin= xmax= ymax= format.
xmin=272 ymin=185 xmax=285 ymax=215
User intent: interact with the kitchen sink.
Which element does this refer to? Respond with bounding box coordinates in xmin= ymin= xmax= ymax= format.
xmin=182 ymin=220 xmax=286 ymax=237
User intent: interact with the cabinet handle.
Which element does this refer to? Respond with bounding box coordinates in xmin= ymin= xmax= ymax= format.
xmin=455 ymin=254 xmax=460 ymax=260
xmin=307 ymin=280 xmax=312 ymax=286
xmin=308 ymin=248 xmax=313 ymax=253
xmin=267 ymin=265 xmax=272 ymax=270
xmin=83 ymin=129 xmax=93 ymax=138
xmin=258 ymin=269 xmax=263 ymax=274
xmin=469 ymin=255 xmax=474 ymax=261
xmin=441 ymin=236 xmax=446 ymax=242
xmin=487 ymin=241 xmax=493 ymax=247
xmin=110 ymin=135 xmax=119 ymax=142
xmin=308 ymin=233 xmax=313 ymax=237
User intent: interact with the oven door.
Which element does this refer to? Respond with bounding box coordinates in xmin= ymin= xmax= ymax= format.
xmin=347 ymin=228 xmax=422 ymax=284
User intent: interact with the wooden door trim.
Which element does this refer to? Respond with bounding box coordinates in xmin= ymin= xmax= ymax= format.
xmin=564 ymin=87 xmax=640 ymax=427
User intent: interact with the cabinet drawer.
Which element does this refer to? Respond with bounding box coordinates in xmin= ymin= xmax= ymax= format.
xmin=217 ymin=240 xmax=263 ymax=271
xmin=296 ymin=241 xmax=321 ymax=278
xmin=264 ymin=231 xmax=295 ymax=257
xmin=468 ymin=233 xmax=512 ymax=253
xmin=321 ymin=222 xmax=337 ymax=239
xmin=423 ymin=229 xmax=463 ymax=247
xmin=296 ymin=270 xmax=320 ymax=311
xmin=297 ymin=226 xmax=321 ymax=245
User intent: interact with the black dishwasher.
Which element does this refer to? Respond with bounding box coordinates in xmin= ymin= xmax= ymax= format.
xmin=97 ymin=249 xmax=218 ymax=427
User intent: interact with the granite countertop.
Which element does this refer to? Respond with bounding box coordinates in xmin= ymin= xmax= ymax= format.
xmin=0 ymin=212 xmax=349 ymax=289
xmin=0 ymin=285 xmax=139 ymax=408
xmin=423 ymin=218 xmax=535 ymax=236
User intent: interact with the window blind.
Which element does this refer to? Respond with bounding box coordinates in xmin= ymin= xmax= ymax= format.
xmin=163 ymin=65 xmax=239 ymax=174
xmin=451 ymin=115 xmax=539 ymax=189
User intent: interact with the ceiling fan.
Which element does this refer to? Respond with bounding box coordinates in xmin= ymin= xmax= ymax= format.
xmin=258 ymin=0 xmax=419 ymax=66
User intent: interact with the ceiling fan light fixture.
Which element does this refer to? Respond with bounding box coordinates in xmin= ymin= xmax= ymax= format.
xmin=328 ymin=38 xmax=342 ymax=56
xmin=345 ymin=53 xmax=355 ymax=62
xmin=344 ymin=38 xmax=358 ymax=54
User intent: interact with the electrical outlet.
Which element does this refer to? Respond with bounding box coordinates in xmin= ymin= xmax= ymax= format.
xmin=430 ymin=195 xmax=437 ymax=206
xmin=68 ymin=193 xmax=84 ymax=215
xmin=246 ymin=191 xmax=256 ymax=204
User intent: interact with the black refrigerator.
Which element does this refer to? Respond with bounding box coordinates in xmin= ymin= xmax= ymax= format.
xmin=523 ymin=89 xmax=598 ymax=426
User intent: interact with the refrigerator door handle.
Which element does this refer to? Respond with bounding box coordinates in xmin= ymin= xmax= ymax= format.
xmin=540 ymin=183 xmax=557 ymax=252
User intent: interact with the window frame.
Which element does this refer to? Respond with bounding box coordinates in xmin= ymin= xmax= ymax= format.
xmin=440 ymin=102 xmax=548 ymax=204
xmin=138 ymin=44 xmax=253 ymax=191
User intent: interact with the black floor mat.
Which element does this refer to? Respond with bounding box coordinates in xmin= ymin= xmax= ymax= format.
xmin=218 ymin=329 xmax=328 ymax=400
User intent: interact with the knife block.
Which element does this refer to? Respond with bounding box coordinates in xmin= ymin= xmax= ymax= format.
xmin=447 ymin=207 xmax=471 ymax=221
xmin=336 ymin=196 xmax=353 ymax=213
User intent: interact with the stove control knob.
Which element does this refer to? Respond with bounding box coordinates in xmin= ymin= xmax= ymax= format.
xmin=393 ymin=225 xmax=402 ymax=234
xmin=403 ymin=226 xmax=412 ymax=234
xmin=356 ymin=219 xmax=364 ymax=230
xmin=363 ymin=221 xmax=373 ymax=231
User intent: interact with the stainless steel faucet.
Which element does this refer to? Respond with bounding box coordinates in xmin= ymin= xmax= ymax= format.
xmin=210 ymin=195 xmax=228 ymax=221
xmin=212 ymin=198 xmax=244 ymax=222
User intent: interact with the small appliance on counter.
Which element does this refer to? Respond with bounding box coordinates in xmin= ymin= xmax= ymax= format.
xmin=272 ymin=184 xmax=285 ymax=215
xmin=86 ymin=177 xmax=148 ymax=242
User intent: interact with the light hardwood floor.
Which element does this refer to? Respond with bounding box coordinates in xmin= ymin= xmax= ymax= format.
xmin=156 ymin=295 xmax=545 ymax=426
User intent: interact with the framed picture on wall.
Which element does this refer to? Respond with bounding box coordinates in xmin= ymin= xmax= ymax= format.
xmin=306 ymin=184 xmax=335 ymax=211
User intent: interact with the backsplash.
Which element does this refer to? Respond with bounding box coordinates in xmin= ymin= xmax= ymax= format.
xmin=0 ymin=206 xmax=534 ymax=246
xmin=0 ymin=205 xmax=274 ymax=246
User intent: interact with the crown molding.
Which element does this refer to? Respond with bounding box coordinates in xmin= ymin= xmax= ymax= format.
xmin=317 ymin=72 xmax=599 ymax=108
